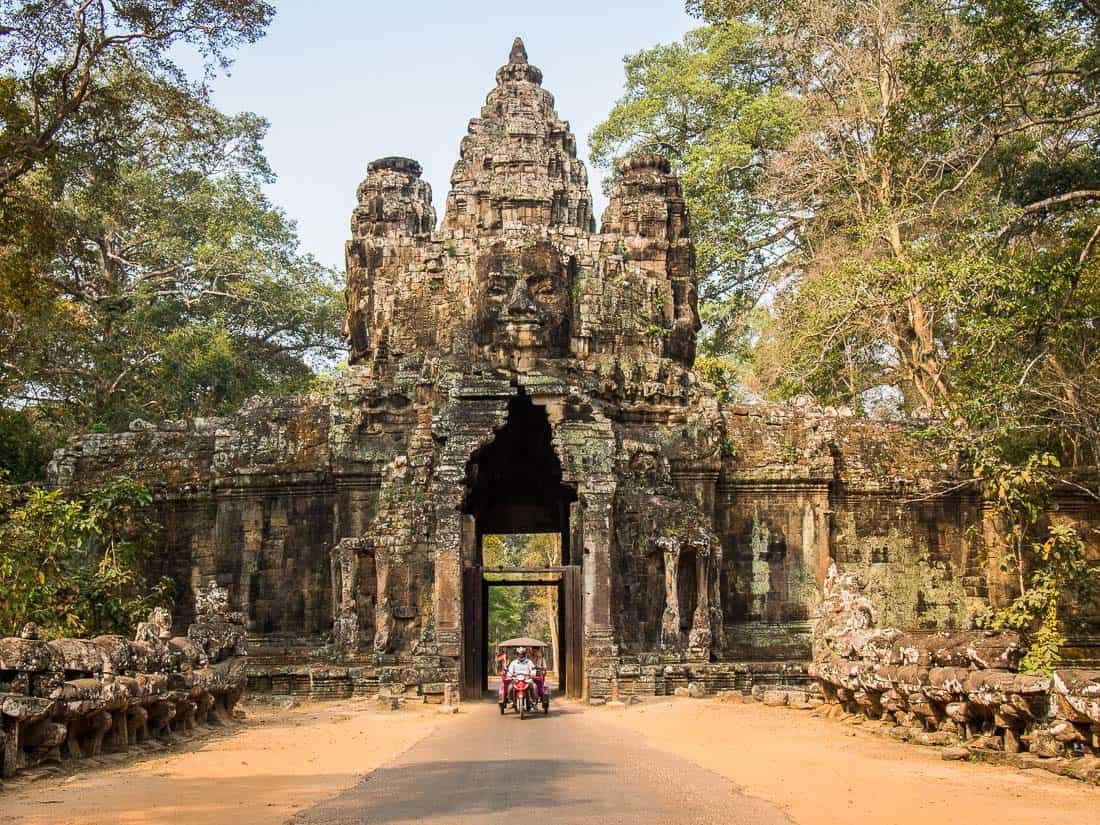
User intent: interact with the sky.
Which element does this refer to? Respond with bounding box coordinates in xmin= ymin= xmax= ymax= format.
xmin=199 ymin=1 xmax=697 ymax=268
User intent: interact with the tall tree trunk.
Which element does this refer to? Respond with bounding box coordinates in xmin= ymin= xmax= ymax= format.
xmin=548 ymin=595 xmax=559 ymax=673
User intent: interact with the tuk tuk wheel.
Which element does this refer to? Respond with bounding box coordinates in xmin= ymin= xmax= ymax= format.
xmin=499 ymin=702 xmax=505 ymax=715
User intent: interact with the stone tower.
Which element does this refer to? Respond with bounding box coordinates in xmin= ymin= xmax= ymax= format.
xmin=344 ymin=38 xmax=699 ymax=382
xmin=336 ymin=38 xmax=722 ymax=695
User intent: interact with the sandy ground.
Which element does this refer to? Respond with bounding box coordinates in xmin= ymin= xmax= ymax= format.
xmin=5 ymin=694 xmax=1100 ymax=825
xmin=598 ymin=697 xmax=1100 ymax=825
xmin=1 ymin=698 xmax=441 ymax=825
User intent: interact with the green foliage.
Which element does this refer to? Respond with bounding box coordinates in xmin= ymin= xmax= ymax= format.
xmin=0 ymin=408 xmax=56 ymax=482
xmin=595 ymin=1 xmax=1099 ymax=432
xmin=487 ymin=584 xmax=525 ymax=644
xmin=0 ymin=6 xmax=343 ymax=466
xmin=0 ymin=0 xmax=275 ymax=192
xmin=3 ymin=129 xmax=344 ymax=434
xmin=0 ymin=477 xmax=174 ymax=638
xmin=981 ymin=522 xmax=1094 ymax=673
xmin=972 ymin=451 xmax=1099 ymax=672
xmin=695 ymin=354 xmax=740 ymax=403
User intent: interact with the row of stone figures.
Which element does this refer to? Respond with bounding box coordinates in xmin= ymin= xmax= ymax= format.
xmin=0 ymin=583 xmax=248 ymax=783
xmin=811 ymin=564 xmax=1100 ymax=758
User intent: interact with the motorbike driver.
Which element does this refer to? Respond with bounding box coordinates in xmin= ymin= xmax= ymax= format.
xmin=506 ymin=646 xmax=538 ymax=706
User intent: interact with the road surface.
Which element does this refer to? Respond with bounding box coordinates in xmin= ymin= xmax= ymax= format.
xmin=290 ymin=697 xmax=794 ymax=825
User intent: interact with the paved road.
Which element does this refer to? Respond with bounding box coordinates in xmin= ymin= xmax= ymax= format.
xmin=290 ymin=697 xmax=794 ymax=825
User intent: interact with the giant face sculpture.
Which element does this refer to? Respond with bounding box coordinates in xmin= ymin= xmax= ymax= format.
xmin=474 ymin=240 xmax=572 ymax=357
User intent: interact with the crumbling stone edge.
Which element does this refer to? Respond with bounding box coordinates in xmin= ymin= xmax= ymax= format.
xmin=0 ymin=583 xmax=248 ymax=787
xmin=798 ymin=563 xmax=1100 ymax=786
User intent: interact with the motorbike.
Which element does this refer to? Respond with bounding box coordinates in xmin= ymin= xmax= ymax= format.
xmin=500 ymin=669 xmax=550 ymax=718
xmin=513 ymin=673 xmax=533 ymax=719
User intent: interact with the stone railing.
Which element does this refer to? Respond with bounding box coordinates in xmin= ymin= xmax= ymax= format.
xmin=0 ymin=583 xmax=247 ymax=783
xmin=810 ymin=564 xmax=1100 ymax=765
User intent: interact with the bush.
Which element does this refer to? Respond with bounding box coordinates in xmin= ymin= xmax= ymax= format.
xmin=0 ymin=409 xmax=55 ymax=482
xmin=0 ymin=477 xmax=174 ymax=638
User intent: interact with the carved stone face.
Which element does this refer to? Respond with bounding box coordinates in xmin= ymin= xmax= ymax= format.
xmin=475 ymin=241 xmax=572 ymax=356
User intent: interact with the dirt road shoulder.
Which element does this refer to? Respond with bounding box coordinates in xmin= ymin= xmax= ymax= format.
xmin=1 ymin=698 xmax=441 ymax=825
xmin=597 ymin=697 xmax=1100 ymax=825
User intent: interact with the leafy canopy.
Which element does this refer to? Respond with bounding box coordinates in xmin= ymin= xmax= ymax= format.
xmin=0 ymin=0 xmax=274 ymax=192
xmin=593 ymin=0 xmax=1099 ymax=437
xmin=0 ymin=2 xmax=344 ymax=478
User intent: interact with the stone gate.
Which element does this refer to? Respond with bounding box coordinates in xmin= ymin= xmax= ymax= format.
xmin=49 ymin=39 xmax=1100 ymax=701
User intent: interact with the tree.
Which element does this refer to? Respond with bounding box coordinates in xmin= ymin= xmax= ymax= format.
xmin=0 ymin=0 xmax=274 ymax=192
xmin=594 ymin=1 xmax=1099 ymax=429
xmin=595 ymin=1 xmax=1100 ymax=664
xmin=742 ymin=0 xmax=1099 ymax=419
xmin=0 ymin=14 xmax=344 ymax=476
xmin=0 ymin=475 xmax=173 ymax=637
xmin=3 ymin=149 xmax=344 ymax=431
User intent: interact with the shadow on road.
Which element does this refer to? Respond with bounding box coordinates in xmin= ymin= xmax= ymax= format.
xmin=289 ymin=758 xmax=608 ymax=823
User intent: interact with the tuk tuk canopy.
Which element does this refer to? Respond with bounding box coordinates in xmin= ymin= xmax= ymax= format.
xmin=495 ymin=637 xmax=546 ymax=649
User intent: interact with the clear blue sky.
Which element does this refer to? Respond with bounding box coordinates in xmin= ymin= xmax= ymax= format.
xmin=202 ymin=1 xmax=696 ymax=268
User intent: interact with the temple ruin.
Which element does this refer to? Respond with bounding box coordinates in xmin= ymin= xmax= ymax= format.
xmin=48 ymin=39 xmax=1100 ymax=703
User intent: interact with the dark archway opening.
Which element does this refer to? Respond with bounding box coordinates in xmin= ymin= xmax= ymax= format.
xmin=461 ymin=390 xmax=582 ymax=699
xmin=463 ymin=390 xmax=577 ymax=562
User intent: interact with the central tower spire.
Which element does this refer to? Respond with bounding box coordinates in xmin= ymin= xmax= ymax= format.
xmin=509 ymin=36 xmax=528 ymax=63
xmin=442 ymin=37 xmax=593 ymax=232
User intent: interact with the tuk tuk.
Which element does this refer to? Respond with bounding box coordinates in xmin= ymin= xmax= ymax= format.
xmin=496 ymin=637 xmax=550 ymax=718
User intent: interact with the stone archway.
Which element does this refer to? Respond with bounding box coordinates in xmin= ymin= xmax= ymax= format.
xmin=462 ymin=390 xmax=577 ymax=560
xmin=456 ymin=388 xmax=585 ymax=698
xmin=426 ymin=377 xmax=615 ymax=701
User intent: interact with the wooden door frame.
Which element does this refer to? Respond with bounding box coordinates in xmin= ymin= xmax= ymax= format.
xmin=462 ymin=564 xmax=584 ymax=700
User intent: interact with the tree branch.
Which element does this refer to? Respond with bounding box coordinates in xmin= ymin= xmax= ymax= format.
xmin=997 ymin=190 xmax=1100 ymax=241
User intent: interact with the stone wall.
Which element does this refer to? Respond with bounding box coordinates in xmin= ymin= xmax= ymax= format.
xmin=51 ymin=398 xmax=339 ymax=639
xmin=0 ymin=583 xmax=247 ymax=783
xmin=44 ymin=374 xmax=1100 ymax=702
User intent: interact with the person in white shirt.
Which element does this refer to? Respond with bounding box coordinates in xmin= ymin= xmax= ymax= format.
xmin=506 ymin=647 xmax=538 ymax=706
